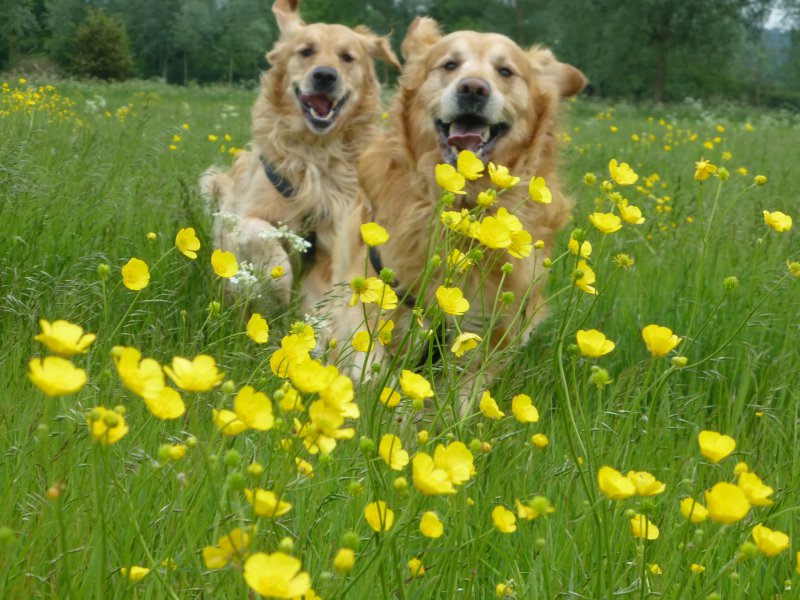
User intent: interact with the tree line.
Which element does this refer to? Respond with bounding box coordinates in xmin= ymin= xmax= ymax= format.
xmin=1 ymin=0 xmax=799 ymax=105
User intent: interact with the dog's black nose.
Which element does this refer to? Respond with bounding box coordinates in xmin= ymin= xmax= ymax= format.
xmin=457 ymin=78 xmax=490 ymax=98
xmin=311 ymin=66 xmax=339 ymax=91
xmin=456 ymin=77 xmax=490 ymax=113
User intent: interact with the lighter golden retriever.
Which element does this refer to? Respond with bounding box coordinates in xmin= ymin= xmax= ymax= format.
xmin=358 ymin=18 xmax=586 ymax=384
xmin=202 ymin=0 xmax=398 ymax=342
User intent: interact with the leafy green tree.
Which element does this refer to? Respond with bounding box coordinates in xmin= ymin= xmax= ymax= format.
xmin=71 ymin=8 xmax=134 ymax=80
xmin=0 ymin=0 xmax=38 ymax=68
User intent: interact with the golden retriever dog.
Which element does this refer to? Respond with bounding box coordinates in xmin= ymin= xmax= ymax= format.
xmin=202 ymin=0 xmax=398 ymax=343
xmin=358 ymin=18 xmax=586 ymax=385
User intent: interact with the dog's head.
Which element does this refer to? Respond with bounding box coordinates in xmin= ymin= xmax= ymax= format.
xmin=265 ymin=0 xmax=399 ymax=135
xmin=398 ymin=17 xmax=586 ymax=165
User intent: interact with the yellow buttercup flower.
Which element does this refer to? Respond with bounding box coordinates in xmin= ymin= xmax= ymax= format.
xmin=28 ymin=356 xmax=87 ymax=396
xmin=87 ymin=406 xmax=129 ymax=445
xmin=420 ymin=511 xmax=444 ymax=538
xmin=457 ymin=150 xmax=484 ymax=180
xmin=175 ymin=227 xmax=200 ymax=259
xmin=379 ymin=387 xmax=401 ymax=408
xmin=246 ymin=313 xmax=269 ymax=344
xmin=435 ymin=163 xmax=466 ymax=194
xmin=751 ymin=524 xmax=790 ymax=557
xmin=528 ymin=176 xmax=552 ymax=204
xmin=233 ymin=385 xmax=274 ymax=431
xmin=433 ymin=441 xmax=476 ymax=484
xmin=641 ymin=324 xmax=681 ymax=357
xmin=754 ymin=174 xmax=767 ymax=185
xmin=618 ymin=201 xmax=645 ymax=225
xmin=360 ymin=222 xmax=389 ymax=246
xmin=211 ymin=249 xmax=238 ymax=278
xmin=488 ymin=163 xmax=520 ymax=188
xmin=243 ymin=552 xmax=310 ymax=599
xmin=568 ymin=234 xmax=592 ymax=258
xmin=698 ymin=430 xmax=736 ymax=463
xmin=451 ymin=332 xmax=481 ymax=356
xmin=705 ymin=482 xmax=751 ymax=524
xmin=649 ymin=564 xmax=663 ymax=575
xmin=575 ymin=260 xmax=598 ymax=295
xmin=690 ymin=564 xmax=705 ymax=574
xmin=203 ymin=528 xmax=252 ymax=569
xmin=436 ymin=285 xmax=470 ymax=316
xmin=34 ymin=319 xmax=95 ymax=357
xmin=400 ymin=370 xmax=433 ymax=400
xmin=122 ymin=257 xmax=150 ymax=290
xmin=352 ymin=331 xmax=371 ymax=352
xmin=364 ymin=501 xmax=394 ymax=532
xmin=492 ymin=505 xmax=517 ymax=533
xmin=531 ymin=433 xmax=549 ymax=448
xmin=511 ymin=394 xmax=539 ymax=423
xmin=477 ymin=216 xmax=512 ymax=249
xmin=588 ymin=212 xmax=622 ymax=234
xmin=515 ymin=497 xmax=555 ymax=520
xmin=408 ymin=557 xmax=426 ymax=577
xmin=738 ymin=471 xmax=774 ymax=506
xmin=694 ymin=158 xmax=718 ymax=181
xmin=597 ymin=466 xmax=636 ymax=500
xmin=333 ymin=548 xmax=355 ymax=574
xmin=412 ymin=452 xmax=456 ymax=495
xmin=629 ymin=514 xmax=659 ymax=540
xmin=479 ymin=391 xmax=505 ymax=420
xmin=164 ymin=354 xmax=225 ymax=392
xmin=576 ymin=329 xmax=615 ymax=357
xmin=379 ymin=434 xmax=409 ymax=471
xmin=627 ymin=471 xmax=666 ymax=496
xmin=608 ymin=159 xmax=638 ymax=185
xmin=271 ymin=265 xmax=284 ymax=279
xmin=120 ymin=566 xmax=150 ymax=582
xmin=212 ymin=409 xmax=247 ymax=435
xmin=245 ymin=488 xmax=292 ymax=517
xmin=679 ymin=498 xmax=709 ymax=523
xmin=477 ymin=190 xmax=496 ymax=207
xmin=763 ymin=210 xmax=792 ymax=232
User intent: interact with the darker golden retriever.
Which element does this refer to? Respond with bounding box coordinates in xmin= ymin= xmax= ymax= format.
xmin=358 ymin=17 xmax=586 ymax=377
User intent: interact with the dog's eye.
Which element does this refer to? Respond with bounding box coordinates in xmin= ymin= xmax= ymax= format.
xmin=300 ymin=47 xmax=314 ymax=58
xmin=341 ymin=52 xmax=354 ymax=63
xmin=498 ymin=67 xmax=513 ymax=78
xmin=443 ymin=61 xmax=458 ymax=71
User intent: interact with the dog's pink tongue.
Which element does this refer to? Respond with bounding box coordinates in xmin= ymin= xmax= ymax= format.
xmin=447 ymin=121 xmax=485 ymax=152
xmin=301 ymin=94 xmax=333 ymax=117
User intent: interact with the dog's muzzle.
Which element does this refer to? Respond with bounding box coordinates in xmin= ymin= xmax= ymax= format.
xmin=435 ymin=77 xmax=510 ymax=164
xmin=296 ymin=66 xmax=349 ymax=133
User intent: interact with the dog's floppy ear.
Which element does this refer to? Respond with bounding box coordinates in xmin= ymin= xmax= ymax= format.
xmin=401 ymin=17 xmax=441 ymax=63
xmin=529 ymin=47 xmax=587 ymax=98
xmin=355 ymin=26 xmax=401 ymax=70
xmin=273 ymin=0 xmax=304 ymax=34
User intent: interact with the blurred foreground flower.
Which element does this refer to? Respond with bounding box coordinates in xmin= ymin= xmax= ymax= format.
xmin=28 ymin=356 xmax=87 ymax=396
xmin=598 ymin=466 xmax=635 ymax=500
xmin=364 ymin=501 xmax=394 ymax=532
xmin=243 ymin=552 xmax=310 ymax=598
xmin=752 ymin=524 xmax=789 ymax=557
xmin=87 ymin=406 xmax=129 ymax=445
xmin=245 ymin=489 xmax=291 ymax=517
xmin=492 ymin=505 xmax=517 ymax=533
xmin=165 ymin=355 xmax=224 ymax=392
xmin=203 ymin=528 xmax=252 ymax=569
xmin=705 ymin=482 xmax=750 ymax=524
xmin=34 ymin=319 xmax=95 ymax=356
xmin=763 ymin=210 xmax=792 ymax=232
xmin=246 ymin=314 xmax=269 ymax=344
xmin=360 ymin=222 xmax=389 ymax=246
xmin=120 ymin=566 xmax=149 ymax=582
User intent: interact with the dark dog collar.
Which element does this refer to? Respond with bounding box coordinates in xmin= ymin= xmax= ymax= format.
xmin=260 ymin=153 xmax=295 ymax=199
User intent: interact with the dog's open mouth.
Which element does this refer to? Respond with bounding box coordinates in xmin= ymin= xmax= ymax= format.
xmin=296 ymin=89 xmax=349 ymax=132
xmin=436 ymin=115 xmax=510 ymax=164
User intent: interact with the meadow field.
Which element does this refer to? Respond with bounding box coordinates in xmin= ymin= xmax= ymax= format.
xmin=1 ymin=77 xmax=798 ymax=599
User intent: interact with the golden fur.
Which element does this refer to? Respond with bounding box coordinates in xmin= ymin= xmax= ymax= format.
xmin=359 ymin=18 xmax=586 ymax=356
xmin=202 ymin=0 xmax=398 ymax=336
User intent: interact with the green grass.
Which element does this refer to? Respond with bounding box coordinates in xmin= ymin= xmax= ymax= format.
xmin=1 ymin=77 xmax=799 ymax=599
